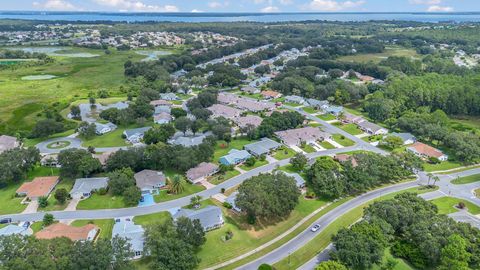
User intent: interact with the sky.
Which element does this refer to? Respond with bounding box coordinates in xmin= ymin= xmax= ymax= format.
xmin=1 ymin=0 xmax=479 ymax=13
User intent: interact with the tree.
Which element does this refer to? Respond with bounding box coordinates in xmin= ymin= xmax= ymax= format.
xmin=54 ymin=188 xmax=69 ymax=204
xmin=70 ymin=105 xmax=81 ymax=120
xmin=144 ymin=124 xmax=176 ymax=145
xmin=236 ymin=172 xmax=300 ymax=222
xmin=171 ymin=108 xmax=187 ymax=119
xmin=43 ymin=213 xmax=55 ymax=226
xmin=175 ymin=116 xmax=193 ymax=135
xmin=38 ymin=196 xmax=49 ymax=208
xmin=291 ymin=153 xmax=308 ymax=171
xmin=78 ymin=122 xmax=96 ymax=139
xmin=190 ymin=195 xmax=202 ymax=208
xmin=0 ymin=147 xmax=40 ymax=185
xmin=382 ymin=135 xmax=404 ymax=150
xmin=107 ymin=168 xmax=135 ymax=196
xmin=122 ymin=186 xmax=142 ymax=206
xmin=58 ymin=149 xmax=101 ymax=178
xmin=175 ymin=216 xmax=206 ymax=248
xmin=244 ymin=156 xmax=257 ymax=167
xmin=169 ymin=175 xmax=185 ymax=195
xmin=315 ymin=261 xmax=348 ymax=270
xmin=31 ymin=119 xmax=64 ymax=138
xmin=438 ymin=234 xmax=471 ymax=270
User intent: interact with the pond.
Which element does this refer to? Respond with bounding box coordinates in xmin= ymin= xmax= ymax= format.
xmin=7 ymin=47 xmax=99 ymax=58
xmin=135 ymin=50 xmax=172 ymax=61
xmin=21 ymin=75 xmax=57 ymax=80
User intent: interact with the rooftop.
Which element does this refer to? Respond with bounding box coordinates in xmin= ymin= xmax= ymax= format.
xmin=408 ymin=142 xmax=445 ymax=158
xmin=134 ymin=170 xmax=166 ymax=190
xmin=275 ymin=127 xmax=330 ymax=146
xmin=36 ymin=223 xmax=98 ymax=241
xmin=70 ymin=177 xmax=109 ymax=196
xmin=186 ymin=162 xmax=219 ymax=182
xmin=16 ymin=176 xmax=59 ymax=198
xmin=173 ymin=206 xmax=224 ymax=230
xmin=0 ymin=135 xmax=19 ymax=153
xmin=244 ymin=138 xmax=282 ymax=156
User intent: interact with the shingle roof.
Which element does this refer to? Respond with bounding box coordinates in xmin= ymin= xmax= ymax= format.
xmin=391 ymin=133 xmax=416 ymax=143
xmin=0 ymin=225 xmax=32 ymax=236
xmin=219 ymin=149 xmax=251 ymax=165
xmin=112 ymin=220 xmax=144 ymax=252
xmin=36 ymin=223 xmax=98 ymax=241
xmin=150 ymin=100 xmax=172 ymax=106
xmin=244 ymin=138 xmax=281 ymax=156
xmin=186 ymin=162 xmax=219 ymax=182
xmin=123 ymin=127 xmax=152 ymax=139
xmin=357 ymin=121 xmax=387 ymax=133
xmin=0 ymin=135 xmax=19 ymax=153
xmin=233 ymin=115 xmax=263 ymax=129
xmin=173 ymin=206 xmax=224 ymax=230
xmin=134 ymin=170 xmax=166 ymax=190
xmin=207 ymin=104 xmax=242 ymax=119
xmin=275 ymin=127 xmax=330 ymax=146
xmin=70 ymin=177 xmax=109 ymax=197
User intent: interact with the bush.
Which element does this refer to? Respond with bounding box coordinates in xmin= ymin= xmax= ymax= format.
xmin=457 ymin=201 xmax=466 ymax=209
xmin=97 ymin=187 xmax=108 ymax=195
xmin=223 ymin=202 xmax=232 ymax=209
xmin=258 ymin=264 xmax=274 ymax=270
xmin=38 ymin=196 xmax=49 ymax=208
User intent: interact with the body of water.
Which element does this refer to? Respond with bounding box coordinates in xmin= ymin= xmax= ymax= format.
xmin=1 ymin=12 xmax=480 ymax=23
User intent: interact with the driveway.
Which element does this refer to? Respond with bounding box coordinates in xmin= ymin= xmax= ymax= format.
xmin=36 ymin=137 xmax=83 ymax=154
xmin=22 ymin=200 xmax=39 ymax=214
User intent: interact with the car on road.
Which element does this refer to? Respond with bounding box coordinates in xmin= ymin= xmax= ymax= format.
xmin=0 ymin=218 xmax=12 ymax=224
xmin=311 ymin=224 xmax=321 ymax=232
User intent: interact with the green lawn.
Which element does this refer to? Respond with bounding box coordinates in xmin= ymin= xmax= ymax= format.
xmin=273 ymin=147 xmax=296 ymax=160
xmin=318 ymin=114 xmax=336 ymax=121
xmin=209 ymin=169 xmax=241 ymax=185
xmin=338 ymin=46 xmax=420 ymax=63
xmin=300 ymin=144 xmax=316 ymax=153
xmin=332 ymin=134 xmax=355 ymax=147
xmin=272 ymin=186 xmax=435 ymax=270
xmin=30 ymin=221 xmax=44 ymax=233
xmin=81 ymin=128 xmax=129 ymax=148
xmin=213 ymin=137 xmax=257 ymax=163
xmin=197 ymin=197 xmax=329 ymax=269
xmin=475 ymin=189 xmax=480 ymax=199
xmin=133 ymin=212 xmax=172 ymax=226
xmin=76 ymin=193 xmax=127 ymax=210
xmin=154 ymin=183 xmax=205 ymax=203
xmin=71 ymin=219 xmax=115 ymax=239
xmin=239 ymin=160 xmax=269 ymax=171
xmin=319 ymin=140 xmax=336 ymax=149
xmin=0 ymin=166 xmax=59 ymax=215
xmin=23 ymin=129 xmax=76 ymax=147
xmin=41 ymin=178 xmax=74 ymax=212
xmin=340 ymin=123 xmax=363 ymax=135
xmin=430 ymin=196 xmax=480 ymax=215
xmin=423 ymin=160 xmax=464 ymax=172
xmin=308 ymin=122 xmax=322 ymax=128
xmin=451 ymin=174 xmax=480 ymax=185
xmin=302 ymin=107 xmax=319 ymax=114
xmin=278 ymin=164 xmax=301 ymax=174
xmin=371 ymin=248 xmax=414 ymax=270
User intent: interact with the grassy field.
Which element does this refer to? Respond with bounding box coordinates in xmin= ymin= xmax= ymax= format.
xmin=154 ymin=182 xmax=205 ymax=203
xmin=319 ymin=140 xmax=336 ymax=149
xmin=430 ymin=196 xmax=480 ymax=215
xmin=30 ymin=221 xmax=44 ymax=233
xmin=302 ymin=107 xmax=319 ymax=114
xmin=239 ymin=160 xmax=269 ymax=171
xmin=71 ymin=219 xmax=115 ymax=239
xmin=423 ymin=160 xmax=464 ymax=172
xmin=338 ymin=46 xmax=420 ymax=63
xmin=0 ymin=166 xmax=59 ymax=215
xmin=272 ymin=186 xmax=435 ymax=270
xmin=339 ymin=123 xmax=363 ymax=135
xmin=209 ymin=169 xmax=241 ymax=185
xmin=213 ymin=137 xmax=257 ymax=163
xmin=371 ymin=248 xmax=414 ymax=270
xmin=81 ymin=128 xmax=129 ymax=148
xmin=300 ymin=144 xmax=316 ymax=153
xmin=318 ymin=114 xmax=336 ymax=121
xmin=133 ymin=211 xmax=172 ymax=226
xmin=332 ymin=134 xmax=355 ymax=147
xmin=76 ymin=193 xmax=127 ymax=210
xmin=273 ymin=147 xmax=296 ymax=160
xmin=451 ymin=174 xmax=480 ymax=184
xmin=476 ymin=189 xmax=480 ymax=199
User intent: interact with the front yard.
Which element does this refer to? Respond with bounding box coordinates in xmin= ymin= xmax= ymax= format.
xmin=209 ymin=169 xmax=241 ymax=185
xmin=272 ymin=147 xmax=296 ymax=160
xmin=76 ymin=193 xmax=127 ymax=210
xmin=41 ymin=178 xmax=74 ymax=212
xmin=71 ymin=219 xmax=115 ymax=239
xmin=319 ymin=140 xmax=336 ymax=149
xmin=339 ymin=123 xmax=363 ymax=135
xmin=154 ymin=183 xmax=205 ymax=203
xmin=133 ymin=211 xmax=172 ymax=226
xmin=239 ymin=160 xmax=269 ymax=171
xmin=423 ymin=160 xmax=464 ymax=172
xmin=213 ymin=137 xmax=257 ymax=163
xmin=332 ymin=134 xmax=355 ymax=147
xmin=81 ymin=128 xmax=129 ymax=148
xmin=300 ymin=144 xmax=316 ymax=153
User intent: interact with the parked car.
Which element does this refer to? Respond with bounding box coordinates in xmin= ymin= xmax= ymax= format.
xmin=0 ymin=218 xmax=12 ymax=224
xmin=311 ymin=224 xmax=321 ymax=232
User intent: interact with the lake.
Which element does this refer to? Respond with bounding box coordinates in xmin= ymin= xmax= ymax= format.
xmin=7 ymin=47 xmax=99 ymax=58
xmin=136 ymin=50 xmax=172 ymax=61
xmin=1 ymin=12 xmax=480 ymax=23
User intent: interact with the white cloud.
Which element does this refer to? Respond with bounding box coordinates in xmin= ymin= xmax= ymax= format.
xmin=261 ymin=5 xmax=279 ymax=12
xmin=409 ymin=0 xmax=441 ymax=4
xmin=427 ymin=5 xmax=453 ymax=12
xmin=208 ymin=1 xmax=230 ymax=8
xmin=191 ymin=9 xmax=204 ymax=12
xmin=93 ymin=0 xmax=179 ymax=12
xmin=303 ymin=0 xmax=365 ymax=11
xmin=279 ymin=0 xmax=293 ymax=5
xmin=33 ymin=0 xmax=77 ymax=10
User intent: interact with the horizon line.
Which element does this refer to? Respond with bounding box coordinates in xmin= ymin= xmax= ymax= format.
xmin=2 ymin=11 xmax=480 ymax=15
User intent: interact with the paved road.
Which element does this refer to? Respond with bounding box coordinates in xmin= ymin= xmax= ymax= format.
xmin=35 ymin=136 xmax=128 ymax=154
xmin=0 ymin=146 xmax=360 ymax=222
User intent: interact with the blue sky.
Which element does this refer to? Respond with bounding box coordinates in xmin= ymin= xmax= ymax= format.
xmin=1 ymin=0 xmax=479 ymax=13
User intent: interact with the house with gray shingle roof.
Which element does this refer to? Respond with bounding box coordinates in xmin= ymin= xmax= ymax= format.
xmin=154 ymin=112 xmax=172 ymax=124
xmin=225 ymin=192 xmax=241 ymax=212
xmin=244 ymin=138 xmax=282 ymax=157
xmin=112 ymin=218 xmax=145 ymax=259
xmin=233 ymin=115 xmax=263 ymax=129
xmin=168 ymin=131 xmax=212 ymax=147
xmin=284 ymin=95 xmax=305 ymax=105
xmin=357 ymin=121 xmax=388 ymax=135
xmin=219 ymin=149 xmax=251 ymax=166
xmin=275 ymin=127 xmax=331 ymax=147
xmin=186 ymin=162 xmax=219 ymax=183
xmin=123 ymin=127 xmax=152 ymax=144
xmin=0 ymin=224 xmax=32 ymax=237
xmin=389 ymin=133 xmax=416 ymax=145
xmin=173 ymin=206 xmax=224 ymax=231
xmin=0 ymin=135 xmax=19 ymax=153
xmin=207 ymin=104 xmax=242 ymax=119
xmin=134 ymin=170 xmax=166 ymax=193
xmin=159 ymin=93 xmax=179 ymax=101
xmin=94 ymin=122 xmax=117 ymax=135
xmin=70 ymin=177 xmax=109 ymax=199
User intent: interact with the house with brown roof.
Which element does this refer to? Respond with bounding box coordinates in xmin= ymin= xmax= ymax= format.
xmin=36 ymin=223 xmax=99 ymax=242
xmin=0 ymin=135 xmax=20 ymax=153
xmin=134 ymin=170 xmax=166 ymax=193
xmin=186 ymin=162 xmax=219 ymax=183
xmin=149 ymin=99 xmax=172 ymax=107
xmin=340 ymin=112 xmax=365 ymax=124
xmin=407 ymin=142 xmax=448 ymax=161
xmin=334 ymin=154 xmax=358 ymax=167
xmin=357 ymin=121 xmax=388 ymax=135
xmin=16 ymin=176 xmax=60 ymax=200
xmin=233 ymin=115 xmax=263 ymax=129
xmin=207 ymin=104 xmax=242 ymax=119
xmin=261 ymin=90 xmax=282 ymax=100
xmin=274 ymin=127 xmax=331 ymax=147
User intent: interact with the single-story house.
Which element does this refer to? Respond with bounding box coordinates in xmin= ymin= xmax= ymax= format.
xmin=334 ymin=154 xmax=358 ymax=167
xmin=94 ymin=122 xmax=117 ymax=135
xmin=306 ymin=98 xmax=328 ymax=109
xmin=219 ymin=149 xmax=252 ymax=166
xmin=173 ymin=206 xmax=224 ymax=231
xmin=390 ymin=133 xmax=417 ymax=145
xmin=274 ymin=127 xmax=331 ymax=147
xmin=134 ymin=170 xmax=166 ymax=193
xmin=225 ymin=192 xmax=241 ymax=212
xmin=407 ymin=142 xmax=448 ymax=161
xmin=261 ymin=90 xmax=282 ymax=99
xmin=93 ymin=151 xmax=116 ymax=166
xmin=40 ymin=154 xmax=59 ymax=167
xmin=325 ymin=105 xmax=344 ymax=116
xmin=283 ymin=172 xmax=306 ymax=189
xmin=154 ymin=112 xmax=172 ymax=124
xmin=112 ymin=218 xmax=145 ymax=259
xmin=123 ymin=127 xmax=152 ymax=144
xmin=154 ymin=105 xmax=171 ymax=115
xmin=150 ymin=100 xmax=172 ymax=107
xmin=233 ymin=115 xmax=263 ymax=129
xmin=159 ymin=93 xmax=179 ymax=101
xmin=0 ymin=224 xmax=32 ymax=237
xmin=70 ymin=177 xmax=109 ymax=199
xmin=36 ymin=223 xmax=99 ymax=242
xmin=244 ymin=138 xmax=282 ymax=157
xmin=16 ymin=176 xmax=60 ymax=200
xmin=0 ymin=135 xmax=20 ymax=153
xmin=284 ymin=95 xmax=305 ymax=105
xmin=357 ymin=121 xmax=388 ymax=135
xmin=186 ymin=162 xmax=219 ymax=183
xmin=341 ymin=112 xmax=365 ymax=124
xmin=241 ymin=86 xmax=260 ymax=94
xmin=168 ymin=131 xmax=212 ymax=147
xmin=207 ymin=104 xmax=242 ymax=119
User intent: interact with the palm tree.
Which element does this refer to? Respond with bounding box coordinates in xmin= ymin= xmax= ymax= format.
xmin=169 ymin=175 xmax=185 ymax=195
xmin=427 ymin=173 xmax=433 ymax=186
xmin=432 ymin=176 xmax=440 ymax=186
xmin=190 ymin=195 xmax=202 ymax=208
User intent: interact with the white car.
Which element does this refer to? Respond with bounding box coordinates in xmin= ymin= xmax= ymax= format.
xmin=311 ymin=224 xmax=321 ymax=232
